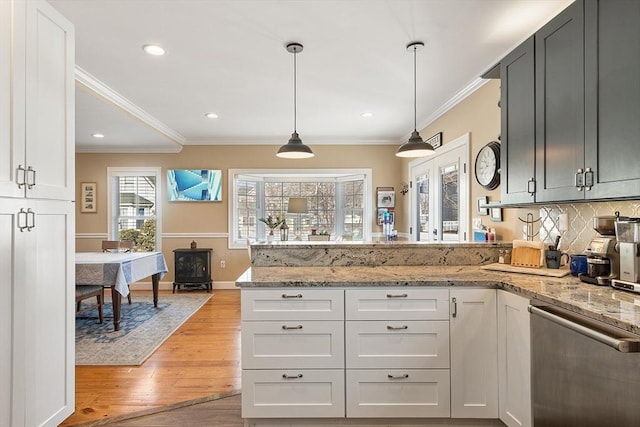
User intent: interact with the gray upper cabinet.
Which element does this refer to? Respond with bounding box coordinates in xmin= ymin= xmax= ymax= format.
xmin=500 ymin=37 xmax=536 ymax=205
xmin=534 ymin=0 xmax=585 ymax=203
xmin=500 ymin=0 xmax=640 ymax=205
xmin=584 ymin=0 xmax=640 ymax=199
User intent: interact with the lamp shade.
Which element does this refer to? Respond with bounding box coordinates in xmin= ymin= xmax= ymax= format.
xmin=277 ymin=132 xmax=314 ymax=159
xmin=396 ymin=131 xmax=435 ymax=157
xmin=287 ymin=197 xmax=308 ymax=213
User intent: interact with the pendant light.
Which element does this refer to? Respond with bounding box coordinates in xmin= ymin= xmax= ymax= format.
xmin=277 ymin=42 xmax=314 ymax=159
xmin=396 ymin=41 xmax=435 ymax=158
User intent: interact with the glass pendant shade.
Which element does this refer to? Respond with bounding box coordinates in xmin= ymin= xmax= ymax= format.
xmin=396 ymin=41 xmax=434 ymax=158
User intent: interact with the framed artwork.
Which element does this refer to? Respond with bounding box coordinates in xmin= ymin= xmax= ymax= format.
xmin=490 ymin=204 xmax=503 ymax=222
xmin=476 ymin=196 xmax=488 ymax=216
xmin=376 ymin=187 xmax=395 ymax=208
xmin=80 ymin=182 xmax=97 ymax=213
xmin=167 ymin=169 xmax=223 ymax=201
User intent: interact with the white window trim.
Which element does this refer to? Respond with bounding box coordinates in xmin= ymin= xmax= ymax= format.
xmin=107 ymin=166 xmax=163 ymax=251
xmin=228 ymin=168 xmax=373 ymax=249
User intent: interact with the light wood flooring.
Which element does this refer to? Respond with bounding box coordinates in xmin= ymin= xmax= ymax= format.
xmin=60 ymin=289 xmax=242 ymax=426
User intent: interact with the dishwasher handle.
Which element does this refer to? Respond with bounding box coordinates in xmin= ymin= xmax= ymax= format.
xmin=529 ymin=305 xmax=640 ymax=353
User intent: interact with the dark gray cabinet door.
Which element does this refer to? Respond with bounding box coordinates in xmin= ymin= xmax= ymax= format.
xmin=584 ymin=0 xmax=640 ymax=199
xmin=534 ymin=0 xmax=585 ymax=203
xmin=500 ymin=36 xmax=536 ymax=205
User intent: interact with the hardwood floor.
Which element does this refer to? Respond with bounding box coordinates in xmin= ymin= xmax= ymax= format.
xmin=60 ymin=289 xmax=242 ymax=426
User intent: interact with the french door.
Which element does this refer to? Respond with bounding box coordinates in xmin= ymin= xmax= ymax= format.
xmin=409 ymin=133 xmax=469 ymax=242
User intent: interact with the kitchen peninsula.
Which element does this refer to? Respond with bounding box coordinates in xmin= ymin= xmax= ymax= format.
xmin=237 ymin=241 xmax=640 ymax=426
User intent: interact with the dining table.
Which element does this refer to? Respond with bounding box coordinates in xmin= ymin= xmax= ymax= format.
xmin=75 ymin=251 xmax=169 ymax=331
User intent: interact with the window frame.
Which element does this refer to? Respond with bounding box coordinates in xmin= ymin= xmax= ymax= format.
xmin=107 ymin=166 xmax=163 ymax=251
xmin=228 ymin=168 xmax=372 ymax=249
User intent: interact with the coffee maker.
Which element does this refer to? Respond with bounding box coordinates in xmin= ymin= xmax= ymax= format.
xmin=611 ymin=218 xmax=640 ymax=294
xmin=579 ymin=216 xmax=619 ymax=286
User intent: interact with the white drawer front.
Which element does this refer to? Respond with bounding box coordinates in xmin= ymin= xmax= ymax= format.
xmin=346 ymin=369 xmax=451 ymax=418
xmin=242 ymin=369 xmax=345 ymax=418
xmin=242 ymin=289 xmax=344 ymax=320
xmin=242 ymin=320 xmax=344 ymax=369
xmin=345 ymin=288 xmax=449 ymax=320
xmin=345 ymin=320 xmax=450 ymax=368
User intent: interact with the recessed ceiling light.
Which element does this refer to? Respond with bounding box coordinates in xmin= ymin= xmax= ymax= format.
xmin=142 ymin=44 xmax=165 ymax=56
xmin=361 ymin=112 xmax=374 ymax=118
xmin=205 ymin=112 xmax=219 ymax=119
xmin=92 ymin=133 xmax=105 ymax=138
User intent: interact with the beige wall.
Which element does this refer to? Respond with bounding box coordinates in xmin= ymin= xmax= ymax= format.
xmin=76 ymin=144 xmax=402 ymax=283
xmin=398 ymin=79 xmax=525 ymax=242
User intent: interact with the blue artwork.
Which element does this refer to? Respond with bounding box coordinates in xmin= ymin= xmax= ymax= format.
xmin=167 ymin=169 xmax=222 ymax=201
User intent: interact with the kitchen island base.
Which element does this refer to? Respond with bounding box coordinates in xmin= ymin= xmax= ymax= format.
xmin=243 ymin=418 xmax=505 ymax=426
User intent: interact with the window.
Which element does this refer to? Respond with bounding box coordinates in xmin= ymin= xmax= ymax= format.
xmin=229 ymin=169 xmax=371 ymax=248
xmin=108 ymin=167 xmax=162 ymax=251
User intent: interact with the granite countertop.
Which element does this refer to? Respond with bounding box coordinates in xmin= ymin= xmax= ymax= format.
xmin=236 ymin=265 xmax=640 ymax=335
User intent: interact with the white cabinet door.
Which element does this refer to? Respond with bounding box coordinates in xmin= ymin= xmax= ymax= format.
xmin=242 ymin=320 xmax=344 ymax=369
xmin=241 ymin=288 xmax=344 ymax=321
xmin=345 ymin=288 xmax=449 ymax=320
xmin=242 ymin=369 xmax=345 ymax=418
xmin=345 ymin=320 xmax=450 ymax=368
xmin=346 ymin=369 xmax=451 ymax=418
xmin=498 ymin=290 xmax=532 ymax=427
xmin=450 ymin=288 xmax=498 ymax=419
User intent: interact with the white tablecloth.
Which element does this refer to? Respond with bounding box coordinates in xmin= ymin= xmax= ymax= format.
xmin=75 ymin=252 xmax=168 ymax=296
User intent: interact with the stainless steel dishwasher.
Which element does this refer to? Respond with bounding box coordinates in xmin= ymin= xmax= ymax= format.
xmin=529 ymin=300 xmax=640 ymax=427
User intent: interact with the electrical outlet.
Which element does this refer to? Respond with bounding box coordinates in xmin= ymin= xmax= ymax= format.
xmin=220 ymin=260 xmax=226 ymax=268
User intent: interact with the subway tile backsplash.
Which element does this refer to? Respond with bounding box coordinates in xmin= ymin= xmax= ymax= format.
xmin=533 ymin=200 xmax=640 ymax=254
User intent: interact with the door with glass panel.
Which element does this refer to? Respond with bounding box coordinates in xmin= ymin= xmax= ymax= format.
xmin=409 ymin=135 xmax=469 ymax=242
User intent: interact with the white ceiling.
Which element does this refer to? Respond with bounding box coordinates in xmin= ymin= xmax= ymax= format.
xmin=49 ymin=0 xmax=573 ymax=153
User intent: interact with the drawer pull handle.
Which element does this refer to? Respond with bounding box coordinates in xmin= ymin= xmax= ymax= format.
xmin=386 ymin=325 xmax=408 ymax=330
xmin=282 ymin=374 xmax=303 ymax=379
xmin=282 ymin=293 xmax=303 ymax=299
xmin=282 ymin=325 xmax=303 ymax=330
xmin=387 ymin=374 xmax=409 ymax=379
xmin=386 ymin=293 xmax=408 ymax=298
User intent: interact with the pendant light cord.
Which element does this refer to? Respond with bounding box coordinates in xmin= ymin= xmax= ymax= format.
xmin=413 ymin=44 xmax=417 ymax=132
xmin=293 ymin=49 xmax=297 ymax=133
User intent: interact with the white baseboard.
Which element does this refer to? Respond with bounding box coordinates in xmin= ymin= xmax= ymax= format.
xmin=129 ymin=281 xmax=238 ymax=291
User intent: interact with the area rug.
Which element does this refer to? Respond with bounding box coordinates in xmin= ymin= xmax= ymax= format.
xmin=75 ymin=293 xmax=212 ymax=366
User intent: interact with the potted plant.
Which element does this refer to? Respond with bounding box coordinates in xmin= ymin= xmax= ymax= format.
xmin=258 ymin=215 xmax=284 ymax=241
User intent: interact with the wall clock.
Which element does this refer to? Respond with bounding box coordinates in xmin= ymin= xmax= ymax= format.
xmin=474 ymin=141 xmax=500 ymax=190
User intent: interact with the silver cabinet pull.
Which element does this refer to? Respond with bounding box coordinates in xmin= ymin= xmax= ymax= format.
xmin=17 ymin=165 xmax=26 ymax=189
xmin=26 ymin=166 xmax=36 ymax=189
xmin=282 ymin=293 xmax=302 ymax=299
xmin=387 ymin=374 xmax=409 ymax=379
xmin=527 ymin=177 xmax=536 ymax=196
xmin=282 ymin=325 xmax=303 ymax=330
xmin=386 ymin=325 xmax=408 ymax=330
xmin=584 ymin=167 xmax=594 ymax=190
xmin=282 ymin=374 xmax=303 ymax=379
xmin=25 ymin=208 xmax=35 ymax=231
xmin=452 ymin=297 xmax=457 ymax=318
xmin=386 ymin=293 xmax=408 ymax=298
xmin=17 ymin=208 xmax=29 ymax=232
xmin=575 ymin=168 xmax=585 ymax=190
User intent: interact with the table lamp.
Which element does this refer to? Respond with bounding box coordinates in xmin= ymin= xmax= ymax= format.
xmin=287 ymin=197 xmax=308 ymax=240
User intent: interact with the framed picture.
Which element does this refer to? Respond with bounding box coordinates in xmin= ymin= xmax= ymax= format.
xmin=80 ymin=182 xmax=97 ymax=213
xmin=376 ymin=187 xmax=395 ymax=208
xmin=490 ymin=205 xmax=503 ymax=222
xmin=167 ymin=169 xmax=223 ymax=201
xmin=476 ymin=196 xmax=488 ymax=216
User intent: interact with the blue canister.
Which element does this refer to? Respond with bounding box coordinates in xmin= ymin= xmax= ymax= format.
xmin=570 ymin=254 xmax=588 ymax=276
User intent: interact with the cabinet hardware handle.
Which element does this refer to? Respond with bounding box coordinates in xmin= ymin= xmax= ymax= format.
xmin=26 ymin=208 xmax=35 ymax=231
xmin=386 ymin=293 xmax=408 ymax=298
xmin=452 ymin=297 xmax=457 ymax=318
xmin=575 ymin=168 xmax=585 ymax=191
xmin=282 ymin=325 xmax=303 ymax=330
xmin=584 ymin=167 xmax=594 ymax=190
xmin=282 ymin=374 xmax=303 ymax=379
xmin=386 ymin=325 xmax=408 ymax=330
xmin=281 ymin=293 xmax=302 ymax=299
xmin=17 ymin=165 xmax=26 ymax=189
xmin=26 ymin=166 xmax=36 ymax=189
xmin=17 ymin=208 xmax=29 ymax=232
xmin=387 ymin=374 xmax=409 ymax=379
xmin=527 ymin=177 xmax=536 ymax=196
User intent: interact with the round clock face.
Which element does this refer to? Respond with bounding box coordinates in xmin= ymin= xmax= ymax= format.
xmin=475 ymin=141 xmax=500 ymax=190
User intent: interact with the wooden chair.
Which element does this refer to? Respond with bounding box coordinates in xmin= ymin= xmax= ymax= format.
xmin=102 ymin=240 xmax=134 ymax=304
xmin=76 ymin=285 xmax=104 ymax=324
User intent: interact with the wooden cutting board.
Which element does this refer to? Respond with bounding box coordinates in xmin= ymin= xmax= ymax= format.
xmin=511 ymin=247 xmax=543 ymax=268
xmin=481 ymin=263 xmax=571 ymax=277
